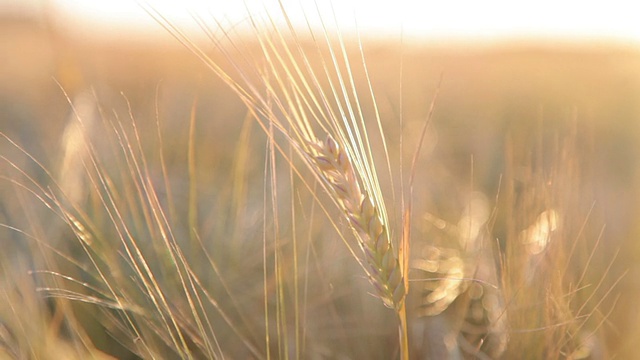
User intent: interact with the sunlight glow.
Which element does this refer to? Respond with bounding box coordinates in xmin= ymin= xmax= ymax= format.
xmin=50 ymin=0 xmax=640 ymax=44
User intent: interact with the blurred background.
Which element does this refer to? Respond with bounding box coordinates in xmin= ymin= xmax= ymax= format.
xmin=1 ymin=0 xmax=640 ymax=358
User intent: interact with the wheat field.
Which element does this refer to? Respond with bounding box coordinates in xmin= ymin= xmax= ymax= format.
xmin=1 ymin=4 xmax=639 ymax=359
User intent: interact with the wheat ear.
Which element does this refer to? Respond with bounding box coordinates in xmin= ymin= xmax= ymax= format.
xmin=308 ymin=135 xmax=406 ymax=310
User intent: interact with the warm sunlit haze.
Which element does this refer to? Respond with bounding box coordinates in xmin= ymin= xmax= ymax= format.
xmin=2 ymin=0 xmax=640 ymax=359
xmin=42 ymin=0 xmax=640 ymax=45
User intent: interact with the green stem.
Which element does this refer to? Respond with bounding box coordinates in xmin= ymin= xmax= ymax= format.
xmin=398 ymin=302 xmax=410 ymax=360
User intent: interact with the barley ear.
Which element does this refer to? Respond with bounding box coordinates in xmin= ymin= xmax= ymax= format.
xmin=309 ymin=135 xmax=406 ymax=310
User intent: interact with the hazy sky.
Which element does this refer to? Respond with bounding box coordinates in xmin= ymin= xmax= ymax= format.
xmin=14 ymin=0 xmax=640 ymax=44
